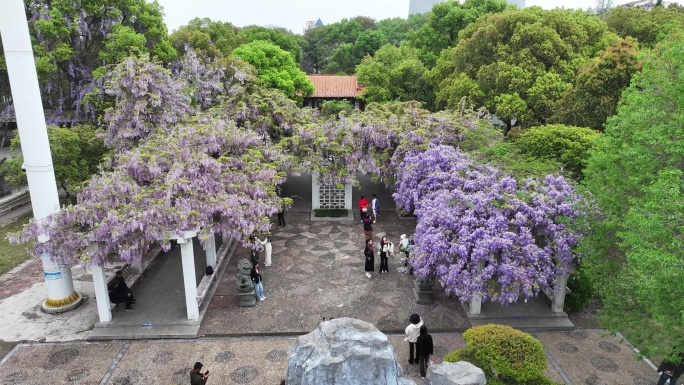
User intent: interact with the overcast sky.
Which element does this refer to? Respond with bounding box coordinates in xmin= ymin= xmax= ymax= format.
xmin=156 ymin=0 xmax=616 ymax=34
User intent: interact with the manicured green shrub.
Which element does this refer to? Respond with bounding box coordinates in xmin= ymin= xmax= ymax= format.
xmin=459 ymin=324 xmax=547 ymax=382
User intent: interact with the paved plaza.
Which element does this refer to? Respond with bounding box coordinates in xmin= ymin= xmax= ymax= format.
xmin=0 ymin=186 xmax=665 ymax=384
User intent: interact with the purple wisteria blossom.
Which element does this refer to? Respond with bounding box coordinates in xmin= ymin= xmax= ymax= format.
xmin=394 ymin=145 xmax=583 ymax=305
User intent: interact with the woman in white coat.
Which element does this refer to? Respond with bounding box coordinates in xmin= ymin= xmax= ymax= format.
xmin=258 ymin=236 xmax=272 ymax=266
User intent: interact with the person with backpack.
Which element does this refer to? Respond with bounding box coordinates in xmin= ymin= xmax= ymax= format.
xmin=657 ymin=349 xmax=684 ymax=385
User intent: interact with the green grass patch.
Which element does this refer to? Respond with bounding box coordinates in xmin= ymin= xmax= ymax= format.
xmin=314 ymin=209 xmax=348 ymax=217
xmin=0 ymin=213 xmax=33 ymax=275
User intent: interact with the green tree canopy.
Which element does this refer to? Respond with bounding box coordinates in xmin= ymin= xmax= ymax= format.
xmin=581 ymin=32 xmax=684 ymax=355
xmin=515 ymin=124 xmax=600 ymax=179
xmin=233 ymin=40 xmax=314 ymax=101
xmin=326 ymin=30 xmax=388 ymax=74
xmin=301 ymin=17 xmax=377 ymax=73
xmin=377 ymin=14 xmax=429 ymax=45
xmin=430 ymin=7 xmax=618 ymax=134
xmin=408 ymin=0 xmax=511 ymax=67
xmin=605 ymin=5 xmax=684 ymax=48
xmin=237 ymin=25 xmax=304 ymax=63
xmin=169 ymin=17 xmax=239 ymax=58
xmin=7 ymin=125 xmax=107 ymax=204
xmin=554 ymin=39 xmax=642 ymax=131
xmin=357 ymin=44 xmax=433 ymax=106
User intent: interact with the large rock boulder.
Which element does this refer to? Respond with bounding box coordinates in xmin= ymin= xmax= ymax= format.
xmin=286 ymin=317 xmax=416 ymax=385
xmin=426 ymin=361 xmax=486 ymax=385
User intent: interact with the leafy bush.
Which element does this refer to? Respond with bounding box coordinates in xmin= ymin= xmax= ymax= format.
xmin=564 ymin=265 xmax=594 ymax=313
xmin=514 ymin=124 xmax=600 ymax=180
xmin=447 ymin=324 xmax=549 ymax=384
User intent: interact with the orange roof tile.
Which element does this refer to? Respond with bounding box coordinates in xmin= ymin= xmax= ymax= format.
xmin=306 ymin=75 xmax=364 ymax=98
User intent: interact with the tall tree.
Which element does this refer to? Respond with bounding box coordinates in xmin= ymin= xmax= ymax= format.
xmin=326 ymin=30 xmax=387 ymax=74
xmin=554 ymin=39 xmax=642 ymax=131
xmin=236 ymin=25 xmax=304 ymax=63
xmin=356 ymin=43 xmax=433 ymax=106
xmin=377 ymin=14 xmax=429 ymax=46
xmin=605 ymin=5 xmax=684 ymax=48
xmin=300 ymin=17 xmax=377 ymax=73
xmin=169 ymin=17 xmax=239 ymax=59
xmin=408 ymin=0 xmax=510 ymax=67
xmin=430 ymin=7 xmax=618 ymax=135
xmin=233 ymin=41 xmax=314 ymax=101
xmin=581 ymin=32 xmax=684 ymax=355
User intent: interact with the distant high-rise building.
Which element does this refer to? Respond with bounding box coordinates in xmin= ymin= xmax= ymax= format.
xmin=409 ymin=0 xmax=525 ymax=16
xmin=408 ymin=0 xmax=443 ymax=15
xmin=305 ymin=18 xmax=324 ymax=32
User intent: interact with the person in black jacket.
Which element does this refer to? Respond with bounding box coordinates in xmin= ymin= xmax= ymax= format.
xmin=657 ymin=350 xmax=684 ymax=385
xmin=250 ymin=262 xmax=265 ymax=301
xmin=364 ymin=238 xmax=375 ymax=278
xmin=416 ymin=325 xmax=434 ymax=379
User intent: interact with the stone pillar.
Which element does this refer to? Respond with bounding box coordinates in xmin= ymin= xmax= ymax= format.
xmin=551 ymin=273 xmax=569 ymax=314
xmin=468 ymin=260 xmax=486 ymax=316
xmin=178 ymin=234 xmax=199 ymax=321
xmin=90 ymin=242 xmax=112 ymax=323
xmin=312 ymin=172 xmax=321 ymax=210
xmin=344 ymin=180 xmax=352 ymax=210
xmin=0 ymin=1 xmax=81 ymax=313
xmin=205 ymin=234 xmax=217 ymax=269
xmin=91 ymin=264 xmax=112 ymax=323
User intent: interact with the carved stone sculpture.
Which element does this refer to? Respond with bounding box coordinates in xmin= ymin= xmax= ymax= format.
xmin=236 ymin=258 xmax=256 ymax=307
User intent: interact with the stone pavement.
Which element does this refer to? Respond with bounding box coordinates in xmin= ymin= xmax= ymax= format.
xmin=201 ymin=212 xmax=470 ymax=336
xmin=0 ymin=330 xmax=662 ymax=385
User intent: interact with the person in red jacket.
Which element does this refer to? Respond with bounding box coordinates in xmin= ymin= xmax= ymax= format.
xmin=358 ymin=195 xmax=369 ymax=222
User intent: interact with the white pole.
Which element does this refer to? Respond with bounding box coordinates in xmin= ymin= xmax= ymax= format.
xmin=205 ymin=235 xmax=217 ymax=269
xmin=179 ymin=237 xmax=200 ymax=320
xmin=91 ymin=264 xmax=112 ymax=323
xmin=0 ymin=0 xmax=80 ymax=312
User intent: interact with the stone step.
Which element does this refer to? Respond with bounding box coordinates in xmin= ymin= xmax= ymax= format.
xmin=87 ymin=324 xmax=200 ymax=340
xmin=468 ymin=316 xmax=575 ymax=331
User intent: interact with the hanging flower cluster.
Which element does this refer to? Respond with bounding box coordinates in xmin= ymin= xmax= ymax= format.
xmin=394 ymin=145 xmax=582 ymax=304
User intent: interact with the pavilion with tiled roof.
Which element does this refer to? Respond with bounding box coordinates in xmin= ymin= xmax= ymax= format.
xmin=303 ymin=74 xmax=366 ymax=111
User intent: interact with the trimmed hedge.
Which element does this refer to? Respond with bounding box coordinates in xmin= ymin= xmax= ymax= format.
xmin=445 ymin=324 xmax=556 ymax=384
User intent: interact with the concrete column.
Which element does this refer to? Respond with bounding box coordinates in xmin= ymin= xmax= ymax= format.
xmin=90 ymin=241 xmax=111 ymax=323
xmin=468 ymin=260 xmax=486 ymax=316
xmin=0 ymin=0 xmax=80 ymax=313
xmin=552 ymin=273 xmax=569 ymax=314
xmin=344 ymin=181 xmax=353 ymax=210
xmin=90 ymin=262 xmax=112 ymax=323
xmin=311 ymin=172 xmax=321 ymax=210
xmin=205 ymin=235 xmax=217 ymax=269
xmin=178 ymin=237 xmax=200 ymax=321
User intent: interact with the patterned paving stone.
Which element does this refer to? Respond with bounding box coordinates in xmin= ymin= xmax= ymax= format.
xmin=200 ymin=212 xmax=470 ymax=335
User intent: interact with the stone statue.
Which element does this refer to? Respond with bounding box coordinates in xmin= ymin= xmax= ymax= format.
xmin=236 ymin=258 xmax=256 ymax=307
